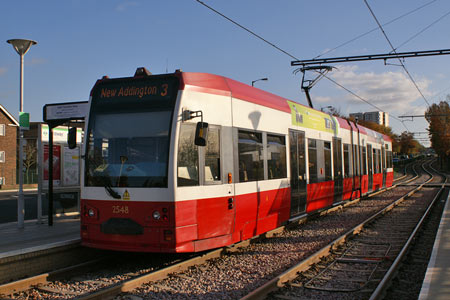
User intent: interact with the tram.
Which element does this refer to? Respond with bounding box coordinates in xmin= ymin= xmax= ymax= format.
xmin=80 ymin=68 xmax=393 ymax=252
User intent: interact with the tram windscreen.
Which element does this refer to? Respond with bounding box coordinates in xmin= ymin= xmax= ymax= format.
xmin=85 ymin=76 xmax=178 ymax=188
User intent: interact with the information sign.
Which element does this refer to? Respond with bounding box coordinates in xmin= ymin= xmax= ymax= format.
xmin=43 ymin=101 xmax=88 ymax=122
xmin=19 ymin=112 xmax=30 ymax=130
xmin=63 ymin=147 xmax=80 ymax=186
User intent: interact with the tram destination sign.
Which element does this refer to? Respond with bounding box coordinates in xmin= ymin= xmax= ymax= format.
xmin=93 ymin=77 xmax=178 ymax=103
xmin=91 ymin=76 xmax=179 ymax=111
xmin=99 ymin=82 xmax=170 ymax=99
xmin=44 ymin=101 xmax=89 ymax=122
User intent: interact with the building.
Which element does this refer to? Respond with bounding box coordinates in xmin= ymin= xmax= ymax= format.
xmin=349 ymin=111 xmax=389 ymax=127
xmin=349 ymin=112 xmax=364 ymax=122
xmin=0 ymin=104 xmax=84 ymax=190
xmin=0 ymin=104 xmax=18 ymax=189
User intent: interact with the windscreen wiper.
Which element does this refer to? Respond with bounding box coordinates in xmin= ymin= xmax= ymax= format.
xmin=104 ymin=179 xmax=121 ymax=199
xmin=105 ymin=185 xmax=121 ymax=199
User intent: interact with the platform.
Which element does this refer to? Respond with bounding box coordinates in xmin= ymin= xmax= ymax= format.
xmin=0 ymin=217 xmax=80 ymax=259
xmin=419 ymin=189 xmax=450 ymax=300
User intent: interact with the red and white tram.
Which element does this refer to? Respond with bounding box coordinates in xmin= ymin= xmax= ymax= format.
xmin=80 ymin=68 xmax=393 ymax=252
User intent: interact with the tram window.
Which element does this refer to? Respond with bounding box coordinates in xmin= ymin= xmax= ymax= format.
xmin=373 ymin=149 xmax=377 ymax=173
xmin=324 ymin=141 xmax=332 ymax=181
xmin=267 ymin=134 xmax=287 ymax=179
xmin=308 ymin=139 xmax=318 ymax=183
xmin=205 ymin=127 xmax=221 ymax=182
xmin=238 ymin=130 xmax=263 ymax=182
xmin=374 ymin=149 xmax=380 ymax=173
xmin=333 ymin=138 xmax=342 ymax=178
xmin=362 ymin=146 xmax=367 ymax=175
xmin=389 ymin=150 xmax=392 ymax=168
xmin=384 ymin=144 xmax=392 ymax=168
xmin=386 ymin=151 xmax=392 ymax=168
xmin=385 ymin=151 xmax=388 ymax=168
xmin=343 ymin=144 xmax=351 ymax=178
xmin=177 ymin=124 xmax=199 ymax=186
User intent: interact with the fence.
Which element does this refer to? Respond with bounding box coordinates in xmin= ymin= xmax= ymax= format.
xmin=0 ymin=166 xmax=38 ymax=188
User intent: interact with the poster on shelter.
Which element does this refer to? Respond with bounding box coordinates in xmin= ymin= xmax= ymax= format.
xmin=63 ymin=147 xmax=80 ymax=186
xmin=44 ymin=144 xmax=61 ymax=186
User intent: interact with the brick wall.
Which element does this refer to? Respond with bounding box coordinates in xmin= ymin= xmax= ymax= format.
xmin=0 ymin=112 xmax=17 ymax=189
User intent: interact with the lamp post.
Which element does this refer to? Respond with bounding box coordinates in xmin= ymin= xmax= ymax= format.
xmin=7 ymin=38 xmax=37 ymax=229
xmin=251 ymin=77 xmax=268 ymax=87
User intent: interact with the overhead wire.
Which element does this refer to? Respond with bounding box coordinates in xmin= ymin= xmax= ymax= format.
xmin=319 ymin=71 xmax=410 ymax=131
xmin=195 ymin=0 xmax=300 ymax=61
xmin=393 ymin=9 xmax=450 ymax=51
xmin=422 ymin=83 xmax=450 ymax=104
xmin=314 ymin=0 xmax=438 ymax=59
xmin=195 ymin=0 xmax=410 ymax=130
xmin=363 ymin=0 xmax=431 ymax=107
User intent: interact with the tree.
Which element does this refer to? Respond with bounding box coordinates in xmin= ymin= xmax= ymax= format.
xmin=333 ymin=110 xmax=425 ymax=155
xmin=425 ymin=99 xmax=450 ymax=170
xmin=23 ymin=143 xmax=37 ymax=184
xmin=398 ymin=131 xmax=424 ymax=155
xmin=355 ymin=119 xmax=400 ymax=153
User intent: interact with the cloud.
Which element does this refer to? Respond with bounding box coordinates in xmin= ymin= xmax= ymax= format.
xmin=314 ymin=96 xmax=332 ymax=103
xmin=400 ymin=105 xmax=426 ymax=116
xmin=0 ymin=67 xmax=6 ymax=76
xmin=116 ymin=1 xmax=139 ymax=12
xmin=435 ymin=73 xmax=446 ymax=79
xmin=329 ymin=65 xmax=431 ymax=115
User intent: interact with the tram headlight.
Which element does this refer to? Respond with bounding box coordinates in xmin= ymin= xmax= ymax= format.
xmin=152 ymin=210 xmax=161 ymax=220
xmin=88 ymin=209 xmax=95 ymax=217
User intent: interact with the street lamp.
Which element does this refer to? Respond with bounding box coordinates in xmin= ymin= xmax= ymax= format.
xmin=251 ymin=77 xmax=268 ymax=87
xmin=7 ymin=38 xmax=37 ymax=229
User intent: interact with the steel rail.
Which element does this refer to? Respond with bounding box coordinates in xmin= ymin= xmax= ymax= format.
xmin=0 ymin=257 xmax=107 ymax=295
xmin=427 ymin=159 xmax=449 ymax=186
xmin=369 ymin=162 xmax=447 ymax=300
xmin=75 ymin=226 xmax=284 ymax=300
xmin=322 ymin=160 xmax=419 ymax=216
xmin=241 ymin=161 xmax=434 ymax=300
xmin=363 ymin=160 xmax=420 ymax=200
xmin=76 ymin=161 xmax=425 ymax=300
xmin=76 ymin=248 xmax=225 ymax=300
xmin=0 ymin=241 xmax=244 ymax=300
xmin=0 ymin=161 xmax=423 ymax=299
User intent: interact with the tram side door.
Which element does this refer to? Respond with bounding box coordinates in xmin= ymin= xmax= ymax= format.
xmin=333 ymin=137 xmax=343 ymax=203
xmin=367 ymin=144 xmax=373 ymax=192
xmin=289 ymin=130 xmax=307 ymax=216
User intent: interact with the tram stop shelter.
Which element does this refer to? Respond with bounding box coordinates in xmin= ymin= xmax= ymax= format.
xmin=42 ymin=101 xmax=88 ymax=226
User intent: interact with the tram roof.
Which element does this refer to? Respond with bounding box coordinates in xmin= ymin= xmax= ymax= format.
xmin=179 ymin=72 xmax=391 ymax=143
xmin=178 ymin=72 xmax=292 ymax=113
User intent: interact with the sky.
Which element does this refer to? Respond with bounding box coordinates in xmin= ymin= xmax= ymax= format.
xmin=2 ymin=0 xmax=450 ymax=147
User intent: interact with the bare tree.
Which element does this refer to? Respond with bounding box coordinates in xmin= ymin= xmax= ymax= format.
xmin=23 ymin=142 xmax=37 ymax=184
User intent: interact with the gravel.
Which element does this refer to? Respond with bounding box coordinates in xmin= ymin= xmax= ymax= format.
xmin=6 ymin=160 xmax=441 ymax=300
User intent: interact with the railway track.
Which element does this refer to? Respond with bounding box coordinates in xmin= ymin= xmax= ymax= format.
xmin=382 ymin=163 xmax=449 ymax=300
xmin=0 ymin=160 xmax=442 ymax=300
xmin=0 ymin=240 xmax=110 ymax=286
xmin=255 ymin=160 xmax=447 ymax=300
